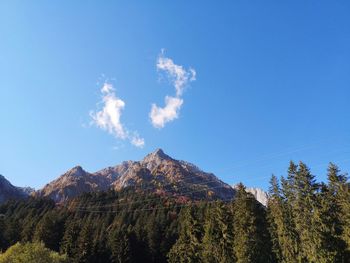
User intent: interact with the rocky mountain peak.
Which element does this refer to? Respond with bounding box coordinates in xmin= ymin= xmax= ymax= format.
xmin=141 ymin=148 xmax=172 ymax=171
xmin=145 ymin=148 xmax=170 ymax=160
xmin=66 ymin=166 xmax=86 ymax=177
xmin=36 ymin=148 xmax=236 ymax=203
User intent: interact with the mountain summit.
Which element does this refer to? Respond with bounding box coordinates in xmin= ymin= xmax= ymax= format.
xmin=0 ymin=175 xmax=32 ymax=203
xmin=36 ymin=149 xmax=235 ymax=203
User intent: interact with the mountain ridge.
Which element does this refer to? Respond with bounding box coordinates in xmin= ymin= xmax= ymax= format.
xmin=1 ymin=149 xmax=268 ymax=205
xmin=36 ymin=148 xmax=235 ymax=203
xmin=0 ymin=174 xmax=33 ymax=203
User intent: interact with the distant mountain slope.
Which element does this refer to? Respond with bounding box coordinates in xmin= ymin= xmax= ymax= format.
xmin=246 ymin=187 xmax=269 ymax=206
xmin=36 ymin=149 xmax=235 ymax=203
xmin=35 ymin=166 xmax=114 ymax=203
xmin=0 ymin=174 xmax=32 ymax=204
xmin=232 ymin=184 xmax=269 ymax=206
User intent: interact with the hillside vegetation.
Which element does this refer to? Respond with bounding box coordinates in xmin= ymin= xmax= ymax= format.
xmin=0 ymin=161 xmax=349 ymax=262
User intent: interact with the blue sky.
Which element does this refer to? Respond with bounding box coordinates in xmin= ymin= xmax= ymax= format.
xmin=0 ymin=1 xmax=349 ymax=190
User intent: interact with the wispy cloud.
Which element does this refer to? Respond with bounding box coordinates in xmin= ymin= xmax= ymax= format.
xmin=156 ymin=51 xmax=196 ymax=97
xmin=90 ymin=82 xmax=145 ymax=148
xmin=150 ymin=96 xmax=183 ymax=128
xmin=150 ymin=51 xmax=196 ymax=128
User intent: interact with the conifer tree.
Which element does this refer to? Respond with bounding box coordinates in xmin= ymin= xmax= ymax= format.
xmin=327 ymin=163 xmax=350 ymax=258
xmin=33 ymin=211 xmax=65 ymax=252
xmin=232 ymin=183 xmax=270 ymax=263
xmin=0 ymin=216 xmax=5 ymax=251
xmin=60 ymin=221 xmax=81 ymax=259
xmin=76 ymin=221 xmax=95 ymax=263
xmin=202 ymin=202 xmax=234 ymax=263
xmin=339 ymin=181 xmax=350 ymax=257
xmin=109 ymin=227 xmax=131 ymax=263
xmin=292 ymin=162 xmax=319 ymax=262
xmin=4 ymin=219 xmax=21 ymax=249
xmin=267 ymin=175 xmax=283 ymax=262
xmin=167 ymin=206 xmax=202 ymax=263
xmin=268 ymin=174 xmax=299 ymax=263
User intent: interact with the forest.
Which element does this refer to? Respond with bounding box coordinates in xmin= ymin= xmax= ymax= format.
xmin=0 ymin=161 xmax=349 ymax=263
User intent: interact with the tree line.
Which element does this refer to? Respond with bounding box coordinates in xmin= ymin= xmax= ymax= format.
xmin=0 ymin=161 xmax=349 ymax=262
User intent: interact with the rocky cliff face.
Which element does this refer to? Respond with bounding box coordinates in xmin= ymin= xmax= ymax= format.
xmin=246 ymin=187 xmax=269 ymax=206
xmin=36 ymin=149 xmax=235 ymax=203
xmin=232 ymin=184 xmax=269 ymax=206
xmin=0 ymin=175 xmax=31 ymax=204
xmin=36 ymin=166 xmax=114 ymax=203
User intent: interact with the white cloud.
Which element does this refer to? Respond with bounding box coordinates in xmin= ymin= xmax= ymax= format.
xmin=90 ymin=82 xmax=145 ymax=148
xmin=150 ymin=96 xmax=183 ymax=128
xmin=157 ymin=52 xmax=196 ymax=97
xmin=189 ymin=68 xmax=196 ymax=81
xmin=101 ymin=82 xmax=114 ymax=94
xmin=130 ymin=134 xmax=145 ymax=148
xmin=150 ymin=51 xmax=196 ymax=128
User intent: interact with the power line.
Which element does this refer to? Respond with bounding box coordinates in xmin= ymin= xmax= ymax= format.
xmin=68 ymin=155 xmax=350 ymax=207
xmin=73 ymin=184 xmax=233 ymax=211
xmin=74 ymin=198 xmax=233 ymax=214
xmin=69 ymin=172 xmax=228 ymax=204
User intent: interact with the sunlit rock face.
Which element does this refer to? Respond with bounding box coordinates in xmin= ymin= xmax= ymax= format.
xmin=246 ymin=187 xmax=269 ymax=206
xmin=36 ymin=149 xmax=235 ymax=203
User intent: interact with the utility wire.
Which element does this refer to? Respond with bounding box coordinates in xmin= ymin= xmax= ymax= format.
xmin=73 ymin=184 xmax=233 ymax=211
xmin=74 ymin=197 xmax=234 ymax=214
xmin=69 ymin=172 xmax=227 ymax=204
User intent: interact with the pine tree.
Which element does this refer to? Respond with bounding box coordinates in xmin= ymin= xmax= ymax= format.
xmin=60 ymin=221 xmax=81 ymax=259
xmin=267 ymin=174 xmax=299 ymax=263
xmin=3 ymin=218 xmax=21 ymax=249
xmin=0 ymin=216 xmax=5 ymax=251
xmin=33 ymin=211 xmax=65 ymax=251
xmin=267 ymin=175 xmax=283 ymax=262
xmin=202 ymin=202 xmax=234 ymax=263
xmin=76 ymin=221 xmax=95 ymax=263
xmin=232 ymin=183 xmax=270 ymax=263
xmin=202 ymin=205 xmax=218 ymax=263
xmin=292 ymin=162 xmax=319 ymax=262
xmin=326 ymin=163 xmax=350 ymax=259
xmin=339 ymin=181 xmax=350 ymax=257
xmin=21 ymin=221 xmax=35 ymax=243
xmin=280 ymin=161 xmax=301 ymax=262
xmin=146 ymin=211 xmax=164 ymax=262
xmin=109 ymin=227 xmax=131 ymax=263
xmin=167 ymin=206 xmax=203 ymax=263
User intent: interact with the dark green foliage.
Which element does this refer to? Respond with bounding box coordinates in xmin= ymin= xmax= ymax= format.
xmin=267 ymin=174 xmax=299 ymax=263
xmin=268 ymin=162 xmax=350 ymax=263
xmin=60 ymin=221 xmax=81 ymax=258
xmin=202 ymin=201 xmax=234 ymax=263
xmin=167 ymin=206 xmax=203 ymax=263
xmin=76 ymin=221 xmax=95 ymax=263
xmin=232 ymin=183 xmax=272 ymax=263
xmin=34 ymin=210 xmax=65 ymax=251
xmin=109 ymin=227 xmax=131 ymax=263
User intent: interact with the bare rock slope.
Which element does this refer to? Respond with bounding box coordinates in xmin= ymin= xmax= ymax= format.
xmin=36 ymin=149 xmax=235 ymax=203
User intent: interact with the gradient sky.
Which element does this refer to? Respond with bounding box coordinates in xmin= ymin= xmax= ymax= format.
xmin=1 ymin=1 xmax=349 ymax=190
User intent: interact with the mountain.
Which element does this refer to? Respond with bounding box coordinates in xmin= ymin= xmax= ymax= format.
xmin=36 ymin=149 xmax=235 ymax=203
xmin=246 ymin=187 xmax=269 ymax=206
xmin=0 ymin=174 xmax=32 ymax=203
xmin=36 ymin=166 xmax=114 ymax=203
xmin=232 ymin=184 xmax=269 ymax=206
